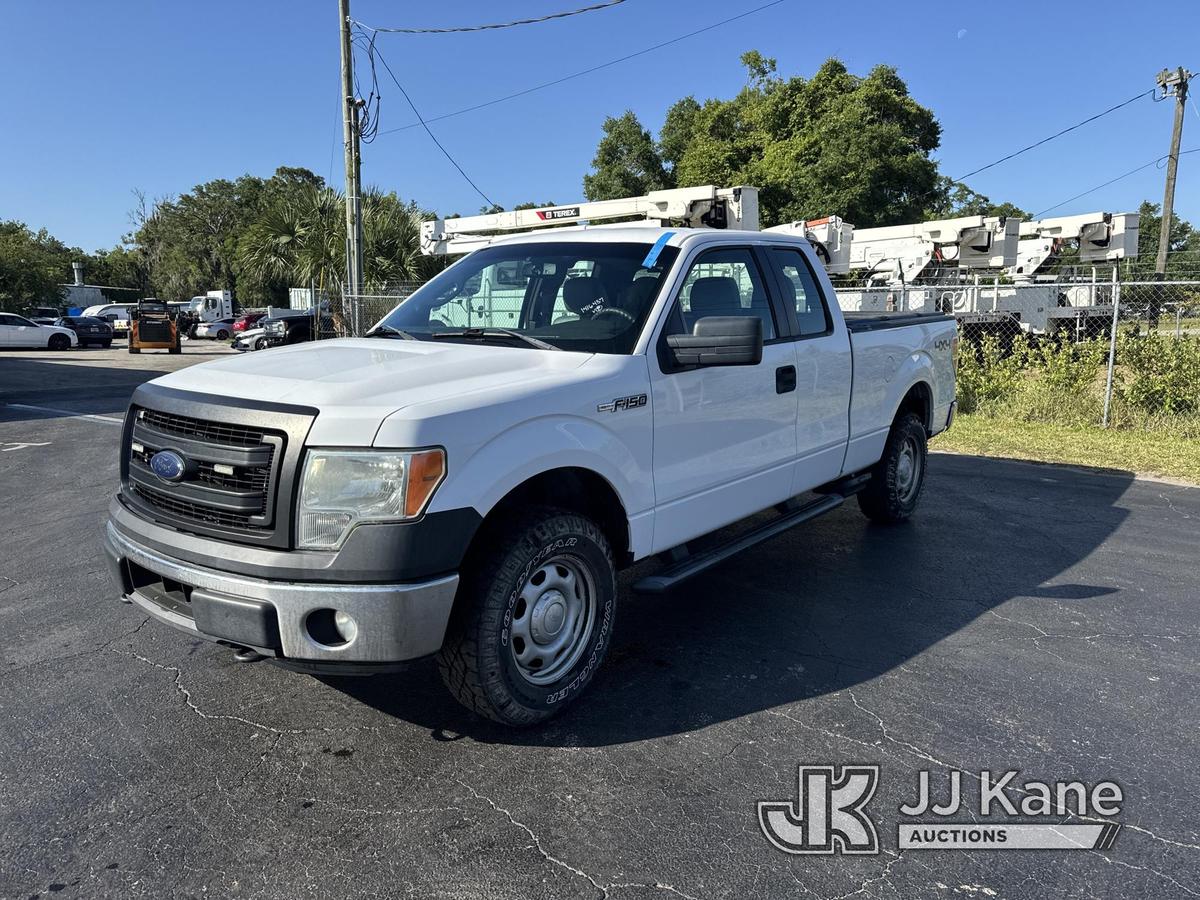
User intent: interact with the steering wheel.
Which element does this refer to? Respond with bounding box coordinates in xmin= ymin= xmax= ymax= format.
xmin=592 ymin=307 xmax=635 ymax=323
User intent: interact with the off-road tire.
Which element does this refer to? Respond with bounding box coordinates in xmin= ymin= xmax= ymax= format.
xmin=437 ymin=507 xmax=616 ymax=726
xmin=857 ymin=412 xmax=927 ymax=524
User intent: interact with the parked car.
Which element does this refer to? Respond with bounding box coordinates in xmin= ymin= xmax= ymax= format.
xmin=0 ymin=313 xmax=78 ymax=349
xmin=53 ymin=316 xmax=114 ymax=348
xmin=261 ymin=313 xmax=320 ymax=346
xmin=104 ymin=224 xmax=957 ymax=725
xmin=193 ymin=317 xmax=238 ymax=341
xmin=30 ymin=317 xmax=59 ymax=326
xmin=232 ymin=325 xmax=270 ymax=352
xmin=232 ymin=312 xmax=266 ymax=333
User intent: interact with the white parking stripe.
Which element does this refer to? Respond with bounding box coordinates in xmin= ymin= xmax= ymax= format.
xmin=3 ymin=402 xmax=124 ymax=425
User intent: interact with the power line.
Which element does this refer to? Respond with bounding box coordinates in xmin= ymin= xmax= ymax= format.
xmin=954 ymin=89 xmax=1154 ymax=182
xmin=377 ymin=0 xmax=789 ymax=136
xmin=355 ymin=0 xmax=627 ymax=34
xmin=1034 ymin=148 xmax=1199 ymax=217
xmin=367 ymin=37 xmax=497 ymax=209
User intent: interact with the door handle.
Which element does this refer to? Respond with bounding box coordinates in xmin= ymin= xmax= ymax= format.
xmin=776 ymin=365 xmax=797 ymax=394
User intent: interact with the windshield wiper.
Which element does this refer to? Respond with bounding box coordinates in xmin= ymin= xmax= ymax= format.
xmin=430 ymin=327 xmax=561 ymax=351
xmin=365 ymin=323 xmax=418 ymax=340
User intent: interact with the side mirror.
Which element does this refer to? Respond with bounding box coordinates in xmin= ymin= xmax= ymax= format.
xmin=666 ymin=316 xmax=763 ymax=368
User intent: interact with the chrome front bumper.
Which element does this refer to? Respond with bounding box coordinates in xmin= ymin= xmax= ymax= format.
xmin=105 ymin=522 xmax=459 ymax=663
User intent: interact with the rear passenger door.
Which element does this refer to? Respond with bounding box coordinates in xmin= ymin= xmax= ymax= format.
xmin=762 ymin=246 xmax=852 ymax=491
xmin=648 ymin=245 xmax=800 ymax=551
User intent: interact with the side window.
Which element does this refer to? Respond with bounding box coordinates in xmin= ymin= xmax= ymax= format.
xmin=669 ymin=247 xmax=776 ymax=340
xmin=766 ymin=248 xmax=832 ymax=337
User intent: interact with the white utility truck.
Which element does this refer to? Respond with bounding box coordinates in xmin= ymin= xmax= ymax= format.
xmin=104 ymin=186 xmax=957 ymax=725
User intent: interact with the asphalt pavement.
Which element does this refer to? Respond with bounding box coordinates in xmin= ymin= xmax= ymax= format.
xmin=2 ymin=344 xmax=1199 ymax=899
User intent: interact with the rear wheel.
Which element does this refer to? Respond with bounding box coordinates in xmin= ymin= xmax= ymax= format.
xmin=48 ymin=333 xmax=70 ymax=351
xmin=437 ymin=507 xmax=616 ymax=726
xmin=857 ymin=412 xmax=927 ymax=524
xmin=101 ymin=340 xmax=112 ymax=348
xmin=216 ymin=329 xmax=229 ymax=341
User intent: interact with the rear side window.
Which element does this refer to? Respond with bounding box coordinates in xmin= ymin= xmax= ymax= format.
xmin=767 ymin=248 xmax=832 ymax=337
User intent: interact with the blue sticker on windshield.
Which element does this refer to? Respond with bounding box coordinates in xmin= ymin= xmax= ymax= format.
xmin=641 ymin=231 xmax=675 ymax=269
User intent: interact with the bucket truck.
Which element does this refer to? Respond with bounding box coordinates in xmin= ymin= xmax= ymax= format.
xmin=836 ymin=216 xmax=1020 ymax=325
xmin=763 ymin=217 xmax=854 ymax=274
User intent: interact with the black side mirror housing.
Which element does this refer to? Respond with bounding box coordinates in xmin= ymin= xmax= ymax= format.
xmin=666 ymin=316 xmax=763 ymax=368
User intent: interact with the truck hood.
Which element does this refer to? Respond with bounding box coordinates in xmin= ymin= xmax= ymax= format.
xmin=150 ymin=338 xmax=594 ymax=444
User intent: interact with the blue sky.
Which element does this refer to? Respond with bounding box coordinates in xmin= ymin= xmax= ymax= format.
xmin=1 ymin=0 xmax=1197 ymax=251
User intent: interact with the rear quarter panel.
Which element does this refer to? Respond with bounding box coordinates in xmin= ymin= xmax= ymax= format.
xmin=844 ymin=319 xmax=957 ymax=473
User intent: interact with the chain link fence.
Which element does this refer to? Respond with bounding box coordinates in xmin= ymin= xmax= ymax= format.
xmin=835 ymin=279 xmax=1200 ymax=433
xmin=318 ymin=284 xmax=425 ymax=339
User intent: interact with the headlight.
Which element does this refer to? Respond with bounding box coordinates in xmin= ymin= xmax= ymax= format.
xmin=296 ymin=448 xmax=446 ymax=549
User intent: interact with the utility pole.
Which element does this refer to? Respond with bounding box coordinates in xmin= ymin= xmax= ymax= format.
xmin=339 ymin=0 xmax=364 ymax=299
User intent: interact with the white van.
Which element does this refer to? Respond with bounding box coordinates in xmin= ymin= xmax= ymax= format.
xmin=81 ymin=304 xmax=135 ymax=333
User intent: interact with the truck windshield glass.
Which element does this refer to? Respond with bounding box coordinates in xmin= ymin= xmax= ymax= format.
xmin=376 ymin=241 xmax=680 ymax=354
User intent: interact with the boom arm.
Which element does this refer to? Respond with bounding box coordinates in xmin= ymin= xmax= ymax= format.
xmin=420 ymin=186 xmax=759 ymax=256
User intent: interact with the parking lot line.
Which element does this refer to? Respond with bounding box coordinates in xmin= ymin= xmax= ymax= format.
xmin=3 ymin=402 xmax=124 ymax=425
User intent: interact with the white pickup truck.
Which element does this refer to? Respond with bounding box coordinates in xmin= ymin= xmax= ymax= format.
xmin=104 ymin=225 xmax=957 ymax=725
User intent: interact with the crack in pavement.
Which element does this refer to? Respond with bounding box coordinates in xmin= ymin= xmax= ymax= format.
xmin=456 ymin=780 xmax=700 ymax=900
xmin=110 ymin=648 xmax=402 ymax=737
xmin=4 ymin=617 xmax=151 ymax=676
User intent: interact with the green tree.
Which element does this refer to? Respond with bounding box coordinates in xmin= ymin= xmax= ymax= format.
xmin=583 ymin=53 xmax=1022 ymax=230
xmin=0 ymin=222 xmax=68 ymax=312
xmin=1126 ymin=200 xmax=1200 ymax=280
xmin=583 ymin=110 xmax=671 ymax=201
xmin=926 ymin=177 xmax=1029 ymax=220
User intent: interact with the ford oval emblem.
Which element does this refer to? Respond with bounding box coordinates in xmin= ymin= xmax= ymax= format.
xmin=149 ymin=449 xmax=187 ymax=482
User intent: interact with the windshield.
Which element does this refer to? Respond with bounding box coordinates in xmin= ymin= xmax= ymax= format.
xmin=376 ymin=240 xmax=680 ymax=354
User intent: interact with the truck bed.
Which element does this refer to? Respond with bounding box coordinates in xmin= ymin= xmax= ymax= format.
xmin=842 ymin=311 xmax=954 ymax=333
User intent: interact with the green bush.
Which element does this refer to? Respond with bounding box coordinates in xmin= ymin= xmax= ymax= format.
xmin=955 ymin=329 xmax=1200 ymax=435
xmin=1115 ymin=331 xmax=1200 ymax=416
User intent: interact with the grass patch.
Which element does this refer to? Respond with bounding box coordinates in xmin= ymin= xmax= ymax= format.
xmin=933 ymin=413 xmax=1200 ymax=484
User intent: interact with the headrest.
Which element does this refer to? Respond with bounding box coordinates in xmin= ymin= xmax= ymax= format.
xmin=563 ymin=277 xmax=603 ymax=314
xmin=688 ymin=276 xmax=742 ymax=315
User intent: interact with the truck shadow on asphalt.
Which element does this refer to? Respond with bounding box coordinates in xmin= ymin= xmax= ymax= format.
xmin=326 ymin=453 xmax=1132 ymax=745
xmin=0 ymin=357 xmax=163 ymax=420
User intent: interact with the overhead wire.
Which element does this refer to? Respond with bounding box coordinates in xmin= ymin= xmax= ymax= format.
xmin=953 ymin=89 xmax=1155 ymax=182
xmin=354 ymin=0 xmax=627 ymax=34
xmin=1034 ymin=148 xmax=1198 ymax=217
xmin=375 ymin=0 xmax=789 ymax=135
xmin=361 ymin=30 xmax=497 ymax=208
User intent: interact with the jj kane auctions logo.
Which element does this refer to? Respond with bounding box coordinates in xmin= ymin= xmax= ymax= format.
xmin=759 ymin=766 xmax=1123 ymax=854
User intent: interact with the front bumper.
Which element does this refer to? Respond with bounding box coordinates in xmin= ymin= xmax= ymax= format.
xmin=104 ymin=521 xmax=459 ymax=664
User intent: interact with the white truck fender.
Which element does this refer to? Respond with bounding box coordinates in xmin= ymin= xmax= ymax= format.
xmin=426 ymin=415 xmax=655 ymax=558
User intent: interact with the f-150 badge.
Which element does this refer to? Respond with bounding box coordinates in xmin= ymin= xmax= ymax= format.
xmin=597 ymin=394 xmax=648 ymax=413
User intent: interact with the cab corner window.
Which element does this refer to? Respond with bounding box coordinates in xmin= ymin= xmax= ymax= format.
xmin=767 ymin=247 xmax=832 ymax=337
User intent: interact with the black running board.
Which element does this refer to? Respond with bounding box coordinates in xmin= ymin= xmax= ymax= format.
xmin=633 ymin=494 xmax=844 ymax=594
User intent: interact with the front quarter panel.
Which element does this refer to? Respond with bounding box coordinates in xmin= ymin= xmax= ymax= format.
xmin=374 ymin=354 xmax=656 ymax=557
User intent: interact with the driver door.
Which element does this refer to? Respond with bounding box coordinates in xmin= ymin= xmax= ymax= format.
xmin=649 ymin=245 xmax=799 ymax=552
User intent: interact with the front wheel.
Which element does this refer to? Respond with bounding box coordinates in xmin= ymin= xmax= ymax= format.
xmin=48 ymin=333 xmax=70 ymax=351
xmin=254 ymin=336 xmax=268 ymax=351
xmin=437 ymin=508 xmax=616 ymax=726
xmin=857 ymin=412 xmax=928 ymax=524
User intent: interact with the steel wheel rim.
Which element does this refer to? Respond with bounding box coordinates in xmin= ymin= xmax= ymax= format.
xmin=895 ymin=437 xmax=922 ymax=503
xmin=509 ymin=554 xmax=596 ymax=686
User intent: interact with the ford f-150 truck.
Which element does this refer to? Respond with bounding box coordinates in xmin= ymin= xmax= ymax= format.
xmin=104 ymin=225 xmax=957 ymax=725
